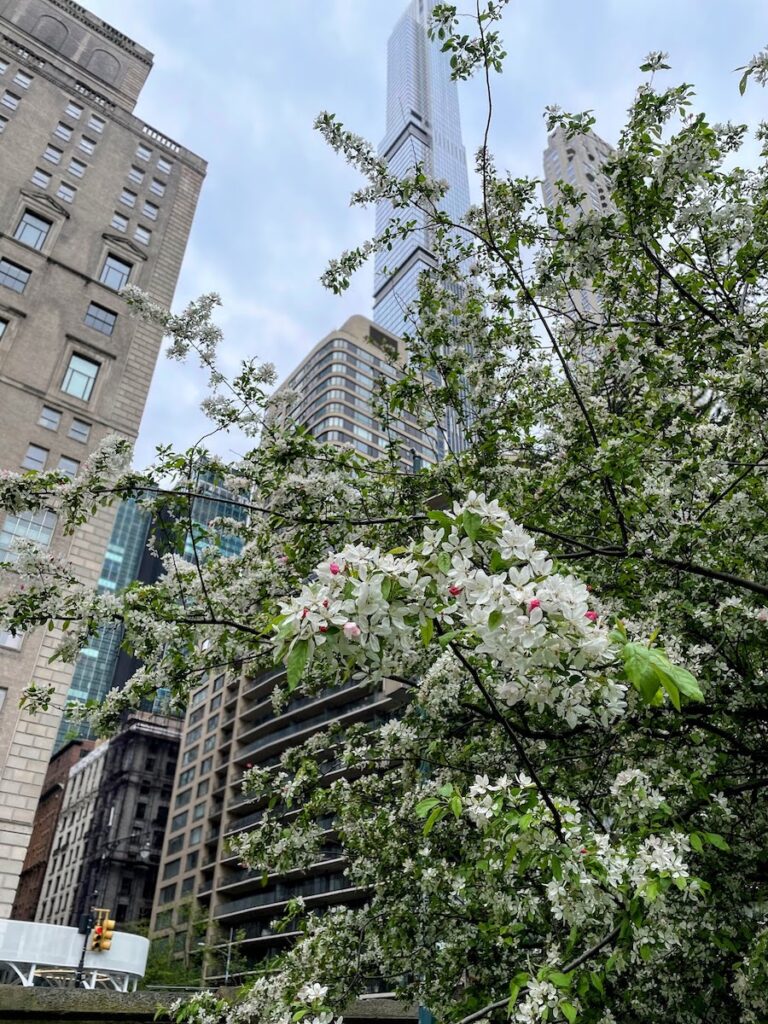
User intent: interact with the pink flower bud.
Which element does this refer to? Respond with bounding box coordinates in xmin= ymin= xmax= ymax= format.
xmin=343 ymin=621 xmax=362 ymax=639
xmin=330 ymin=562 xmax=341 ymax=575
xmin=318 ymin=625 xmax=328 ymax=633
xmin=528 ymin=598 xmax=541 ymax=611
xmin=322 ymin=599 xmax=329 ymax=609
xmin=448 ymin=584 xmax=463 ymax=597
xmin=300 ymin=607 xmax=309 ymax=619
xmin=585 ymin=610 xmax=598 ymax=622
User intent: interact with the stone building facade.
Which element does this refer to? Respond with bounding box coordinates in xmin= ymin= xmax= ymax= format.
xmin=10 ymin=736 xmax=94 ymax=920
xmin=0 ymin=0 xmax=205 ymax=916
xmin=35 ymin=738 xmax=108 ymax=925
xmin=38 ymin=711 xmax=180 ymax=927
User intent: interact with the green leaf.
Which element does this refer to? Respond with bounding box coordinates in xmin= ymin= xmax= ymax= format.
xmin=415 ymin=797 xmax=440 ymax=818
xmin=462 ymin=509 xmax=483 ymax=542
xmin=488 ymin=609 xmax=503 ymax=630
xmin=560 ymin=1001 xmax=577 ymax=1024
xmin=689 ymin=832 xmax=704 ymax=853
xmin=639 ymin=944 xmax=653 ymax=961
xmin=620 ymin=643 xmax=703 ymax=709
xmin=286 ymin=639 xmax=309 ymax=690
xmin=420 ymin=617 xmax=434 ymax=646
xmin=449 ymin=793 xmax=462 ymax=819
xmin=704 ymin=832 xmax=730 ymax=851
xmin=739 ymin=69 xmax=749 ymax=95
xmin=549 ymin=972 xmax=572 ymax=989
xmin=423 ymin=805 xmax=444 ymax=835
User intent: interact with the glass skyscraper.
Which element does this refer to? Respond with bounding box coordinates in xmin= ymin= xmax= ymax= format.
xmin=373 ymin=0 xmax=471 ymax=341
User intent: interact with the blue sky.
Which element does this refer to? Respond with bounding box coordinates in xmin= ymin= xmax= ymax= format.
xmin=84 ymin=0 xmax=768 ymax=467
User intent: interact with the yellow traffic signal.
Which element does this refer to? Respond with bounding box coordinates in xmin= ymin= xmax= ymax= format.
xmin=90 ymin=922 xmax=104 ymax=951
xmin=100 ymin=918 xmax=116 ymax=951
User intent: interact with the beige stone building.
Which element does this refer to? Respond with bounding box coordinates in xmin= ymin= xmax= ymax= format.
xmin=269 ymin=314 xmax=439 ymax=470
xmin=0 ymin=0 xmax=205 ymax=916
xmin=541 ymin=125 xmax=615 ymax=318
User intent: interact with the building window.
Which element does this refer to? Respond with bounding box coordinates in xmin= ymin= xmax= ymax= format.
xmin=0 ymin=259 xmax=31 ymax=293
xmin=149 ymin=178 xmax=165 ymax=197
xmin=0 ymin=318 xmax=7 ymax=340
xmin=142 ymin=200 xmax=159 ymax=221
xmin=180 ymin=877 xmax=194 ymax=896
xmin=170 ymin=811 xmax=188 ymax=832
xmin=61 ymin=353 xmax=99 ymax=401
xmin=175 ymin=788 xmax=191 ymax=807
xmin=65 ymin=100 xmax=83 ymax=119
xmin=43 ymin=144 xmax=62 ymax=164
xmin=84 ymin=302 xmax=117 ymax=336
xmin=192 ymin=802 xmax=205 ymax=821
xmin=158 ymin=883 xmax=176 ymax=905
xmin=38 ymin=406 xmax=61 ymax=430
xmin=53 ymin=121 xmax=73 ymax=141
xmin=31 ymin=167 xmax=51 ymax=188
xmin=134 ymin=225 xmax=151 ymax=246
xmin=87 ymin=113 xmax=105 ymax=133
xmin=189 ymin=826 xmax=202 ymax=845
xmin=0 ymin=59 xmax=7 ymax=74
xmin=57 ymin=456 xmax=79 ymax=479
xmin=14 ymin=210 xmax=52 ymax=251
xmin=21 ymin=443 xmax=48 ymax=471
xmin=0 ymin=114 xmax=7 ymax=132
xmin=0 ymin=509 xmax=57 ymax=561
xmin=99 ymin=254 xmax=132 ymax=291
xmin=119 ymin=188 xmax=136 ymax=208
xmin=136 ymin=143 xmax=152 ymax=161
xmin=157 ymin=157 xmax=173 ymax=175
xmin=110 ymin=211 xmax=128 ymax=232
xmin=56 ymin=182 xmax=76 ymax=203
xmin=68 ymin=418 xmax=91 ymax=443
xmin=199 ymin=756 xmax=212 ymax=775
xmin=78 ymin=136 xmax=96 ymax=155
xmin=127 ymin=166 xmax=144 ymax=185
xmin=196 ymin=779 xmax=209 ymax=798
xmin=0 ymin=632 xmax=22 ymax=652
xmin=67 ymin=157 xmax=86 ymax=178
xmin=162 ymin=858 xmax=180 ymax=880
xmin=13 ymin=71 xmax=32 ymax=89
xmin=1 ymin=91 xmax=20 ymax=110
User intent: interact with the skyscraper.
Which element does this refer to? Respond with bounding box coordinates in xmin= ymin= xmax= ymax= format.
xmin=0 ymin=1 xmax=205 ymax=916
xmin=373 ymin=0 xmax=471 ymax=341
xmin=542 ymin=126 xmax=615 ymax=318
xmin=268 ymin=314 xmax=439 ymax=469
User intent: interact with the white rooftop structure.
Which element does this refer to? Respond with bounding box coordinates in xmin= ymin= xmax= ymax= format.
xmin=0 ymin=918 xmax=148 ymax=990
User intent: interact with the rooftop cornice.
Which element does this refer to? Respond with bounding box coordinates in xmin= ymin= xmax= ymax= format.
xmin=38 ymin=0 xmax=153 ymax=65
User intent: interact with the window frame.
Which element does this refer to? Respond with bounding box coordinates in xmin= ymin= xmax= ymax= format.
xmin=38 ymin=406 xmax=62 ymax=431
xmin=0 ymin=258 xmax=31 ymax=294
xmin=99 ymin=253 xmax=132 ymax=292
xmin=84 ymin=302 xmax=117 ymax=336
xmin=56 ymin=181 xmax=76 ymax=204
xmin=13 ymin=209 xmax=53 ymax=251
xmin=61 ymin=352 xmax=100 ymax=402
xmin=21 ymin=443 xmax=48 ymax=472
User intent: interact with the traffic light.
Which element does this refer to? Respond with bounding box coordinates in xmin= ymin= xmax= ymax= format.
xmin=90 ymin=912 xmax=116 ymax=952
xmin=100 ymin=918 xmax=116 ymax=951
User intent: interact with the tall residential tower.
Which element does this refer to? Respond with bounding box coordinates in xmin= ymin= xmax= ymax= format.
xmin=373 ymin=0 xmax=470 ymax=341
xmin=0 ymin=0 xmax=205 ymax=916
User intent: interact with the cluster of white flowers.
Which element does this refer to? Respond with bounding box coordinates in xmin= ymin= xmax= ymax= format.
xmin=277 ymin=493 xmax=625 ymax=728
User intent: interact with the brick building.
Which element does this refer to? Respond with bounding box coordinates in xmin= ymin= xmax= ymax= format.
xmin=10 ymin=736 xmax=94 ymax=920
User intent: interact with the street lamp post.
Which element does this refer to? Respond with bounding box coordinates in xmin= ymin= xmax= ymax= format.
xmin=72 ymin=828 xmax=150 ymax=988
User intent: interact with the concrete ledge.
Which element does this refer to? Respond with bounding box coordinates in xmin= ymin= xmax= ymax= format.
xmin=0 ymin=986 xmax=418 ymax=1022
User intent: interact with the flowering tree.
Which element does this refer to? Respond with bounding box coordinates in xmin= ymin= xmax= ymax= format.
xmin=3 ymin=5 xmax=768 ymax=1022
